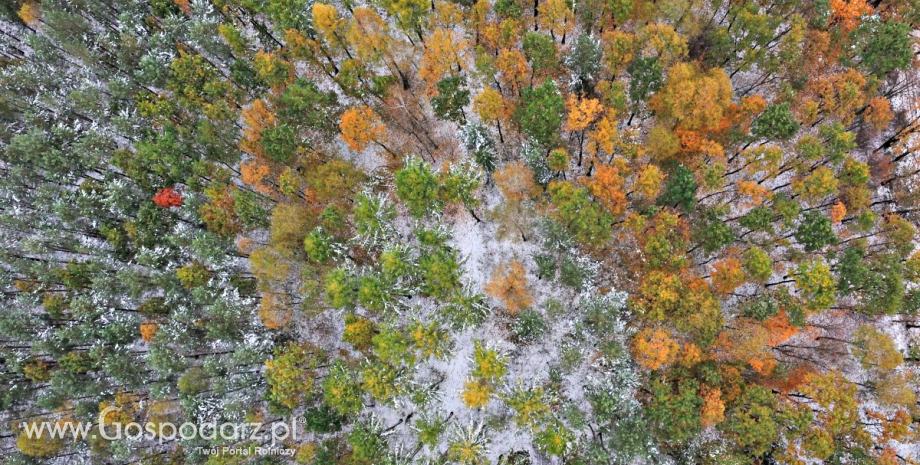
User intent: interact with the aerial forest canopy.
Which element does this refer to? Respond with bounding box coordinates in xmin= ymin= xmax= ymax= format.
xmin=2 ymin=0 xmax=920 ymax=463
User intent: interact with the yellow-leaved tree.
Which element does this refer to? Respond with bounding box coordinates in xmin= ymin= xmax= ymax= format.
xmin=419 ymin=28 xmax=467 ymax=91
xmin=649 ymin=62 xmax=732 ymax=132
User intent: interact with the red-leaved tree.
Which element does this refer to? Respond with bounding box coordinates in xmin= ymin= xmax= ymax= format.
xmin=152 ymin=187 xmax=182 ymax=208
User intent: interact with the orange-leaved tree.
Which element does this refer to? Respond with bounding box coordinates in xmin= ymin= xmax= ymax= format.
xmin=339 ymin=105 xmax=387 ymax=153
xmin=632 ymin=326 xmax=679 ymax=370
xmin=585 ymin=163 xmax=628 ymax=215
xmin=494 ymin=162 xmax=542 ymax=202
xmin=485 ymin=261 xmax=534 ymax=315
